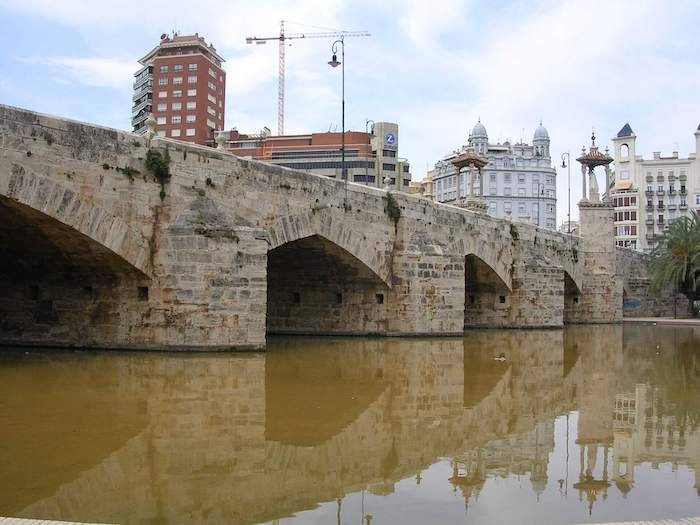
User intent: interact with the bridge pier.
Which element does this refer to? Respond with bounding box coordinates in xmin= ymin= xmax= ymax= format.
xmin=569 ymin=201 xmax=623 ymax=323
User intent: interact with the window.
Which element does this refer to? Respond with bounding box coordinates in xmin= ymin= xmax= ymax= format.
xmin=207 ymin=106 xmax=216 ymax=115
xmin=532 ymin=174 xmax=540 ymax=182
xmin=504 ymin=202 xmax=512 ymax=212
xmin=173 ymin=64 xmax=183 ymax=72
xmin=186 ymin=101 xmax=196 ymax=110
xmin=157 ymin=103 xmax=167 ymax=111
xmin=489 ymin=186 xmax=497 ymax=196
xmin=658 ymin=184 xmax=663 ymax=192
xmin=504 ymin=187 xmax=512 ymax=196
xmin=188 ymin=75 xmax=197 ymax=84
xmin=156 ymin=130 xmax=166 ymax=137
xmin=158 ymin=90 xmax=168 ymax=98
xmin=171 ymin=129 xmax=181 ymax=137
xmin=504 ymin=173 xmax=512 ymax=183
xmin=207 ymin=93 xmax=217 ymax=104
xmin=173 ymin=77 xmax=183 ymax=85
xmin=518 ymin=203 xmax=526 ymax=216
xmin=490 ymin=173 xmax=496 ymax=182
xmin=159 ymin=65 xmax=168 ymax=73
xmin=186 ymin=128 xmax=195 ymax=136
xmin=382 ymin=163 xmax=396 ymax=171
xmin=171 ymin=102 xmax=182 ymax=110
xmin=173 ymin=90 xmax=182 ymax=98
xmin=156 ymin=116 xmax=166 ymax=124
xmin=187 ymin=89 xmax=197 ymax=96
xmin=696 ymin=194 xmax=700 ymax=205
xmin=186 ymin=115 xmax=196 ymax=123
xmin=188 ymin=63 xmax=197 ymax=71
xmin=208 ymin=67 xmax=216 ymax=78
xmin=206 ymin=119 xmax=216 ymax=128
xmin=172 ymin=116 xmax=181 ymax=124
xmin=518 ymin=174 xmax=526 ymax=183
xmin=158 ymin=78 xmax=168 ymax=85
xmin=208 ymin=81 xmax=216 ymax=91
xmin=518 ymin=188 xmax=525 ymax=197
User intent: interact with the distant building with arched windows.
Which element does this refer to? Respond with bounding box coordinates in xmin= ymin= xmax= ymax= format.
xmin=609 ymin=122 xmax=700 ymax=252
xmin=432 ymin=119 xmax=557 ymax=229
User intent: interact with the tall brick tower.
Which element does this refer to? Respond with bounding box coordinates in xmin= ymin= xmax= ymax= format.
xmin=132 ymin=32 xmax=226 ymax=146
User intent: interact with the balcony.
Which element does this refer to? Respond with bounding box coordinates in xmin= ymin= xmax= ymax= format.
xmin=645 ymin=189 xmax=654 ymax=196
xmin=131 ymin=98 xmax=152 ymax=117
xmin=131 ymin=111 xmax=150 ymax=127
xmin=132 ymin=82 xmax=153 ymax=101
xmin=656 ymin=189 xmax=665 ymax=196
xmin=668 ymin=188 xmax=676 ymax=195
xmin=658 ymin=203 xmax=664 ymax=210
xmin=133 ymin=73 xmax=153 ymax=90
xmin=645 ymin=203 xmax=654 ymax=210
xmin=666 ymin=203 xmax=677 ymax=211
xmin=645 ymin=218 xmax=654 ymax=225
xmin=680 ymin=203 xmax=688 ymax=210
xmin=680 ymin=188 xmax=687 ymax=195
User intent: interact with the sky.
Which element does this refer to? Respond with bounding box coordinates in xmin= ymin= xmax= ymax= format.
xmin=1 ymin=0 xmax=699 ymax=225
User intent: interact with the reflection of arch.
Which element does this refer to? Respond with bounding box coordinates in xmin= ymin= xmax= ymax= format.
xmin=266 ymin=209 xmax=391 ymax=287
xmin=563 ymin=271 xmax=582 ymax=324
xmin=0 ymin=174 xmax=151 ymax=277
xmin=266 ymin=234 xmax=390 ymax=334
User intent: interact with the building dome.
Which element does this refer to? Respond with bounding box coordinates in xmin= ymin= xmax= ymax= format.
xmin=533 ymin=121 xmax=549 ymax=141
xmin=471 ymin=119 xmax=488 ymax=140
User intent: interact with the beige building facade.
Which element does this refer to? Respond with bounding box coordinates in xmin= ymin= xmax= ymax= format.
xmin=610 ymin=123 xmax=700 ymax=252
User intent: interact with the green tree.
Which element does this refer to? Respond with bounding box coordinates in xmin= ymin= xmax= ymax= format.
xmin=650 ymin=210 xmax=700 ymax=317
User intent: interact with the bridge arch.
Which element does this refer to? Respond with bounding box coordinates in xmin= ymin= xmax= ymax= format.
xmin=266 ymin=232 xmax=391 ymax=335
xmin=463 ymin=253 xmax=512 ymax=328
xmin=266 ymin=208 xmax=392 ymax=287
xmin=0 ymin=168 xmax=152 ymax=277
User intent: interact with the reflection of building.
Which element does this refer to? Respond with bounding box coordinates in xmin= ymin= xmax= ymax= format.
xmin=432 ymin=119 xmax=557 ymax=228
xmin=613 ymin=383 xmax=700 ymax=497
xmin=221 ymin=121 xmax=413 ymax=192
xmin=610 ymin=123 xmax=700 ymax=252
xmin=132 ymin=33 xmax=226 ymax=145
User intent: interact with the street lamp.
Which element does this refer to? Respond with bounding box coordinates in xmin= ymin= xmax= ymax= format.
xmin=328 ymin=37 xmax=346 ymax=209
xmin=561 ymin=152 xmax=571 ymax=233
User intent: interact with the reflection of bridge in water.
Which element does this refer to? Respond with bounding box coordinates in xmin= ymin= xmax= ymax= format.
xmin=0 ymin=326 xmax=698 ymax=524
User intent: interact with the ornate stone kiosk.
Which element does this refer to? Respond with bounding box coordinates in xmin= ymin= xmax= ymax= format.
xmin=450 ymin=149 xmax=489 ymax=213
xmin=574 ymin=133 xmax=622 ymax=322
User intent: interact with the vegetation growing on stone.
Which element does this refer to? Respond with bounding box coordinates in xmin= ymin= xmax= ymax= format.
xmin=385 ymin=192 xmax=401 ymax=226
xmin=145 ymin=148 xmax=171 ymax=200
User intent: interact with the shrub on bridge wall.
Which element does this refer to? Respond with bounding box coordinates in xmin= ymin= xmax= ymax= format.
xmin=145 ymin=149 xmax=171 ymax=200
xmin=384 ymin=192 xmax=401 ymax=227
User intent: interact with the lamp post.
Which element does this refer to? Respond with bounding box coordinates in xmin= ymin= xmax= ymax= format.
xmin=561 ymin=152 xmax=571 ymax=233
xmin=328 ymin=37 xmax=346 ymax=209
xmin=365 ymin=118 xmax=374 ymax=185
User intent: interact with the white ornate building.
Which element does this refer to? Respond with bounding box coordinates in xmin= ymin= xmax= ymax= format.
xmin=610 ymin=123 xmax=700 ymax=252
xmin=433 ymin=120 xmax=557 ymax=229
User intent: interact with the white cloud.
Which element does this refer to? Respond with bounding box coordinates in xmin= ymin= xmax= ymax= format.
xmin=17 ymin=56 xmax=137 ymax=90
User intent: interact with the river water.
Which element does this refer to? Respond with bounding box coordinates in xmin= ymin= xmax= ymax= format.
xmin=0 ymin=325 xmax=698 ymax=524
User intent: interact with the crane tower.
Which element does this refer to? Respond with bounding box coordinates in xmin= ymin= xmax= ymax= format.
xmin=246 ymin=21 xmax=370 ymax=135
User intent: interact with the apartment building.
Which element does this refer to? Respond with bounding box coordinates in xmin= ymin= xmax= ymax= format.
xmin=132 ymin=33 xmax=226 ymax=146
xmin=433 ymin=120 xmax=557 ymax=228
xmin=610 ymin=123 xmax=700 ymax=251
xmin=221 ymin=121 xmax=413 ymax=192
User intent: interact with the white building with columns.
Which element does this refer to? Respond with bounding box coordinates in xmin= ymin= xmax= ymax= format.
xmin=433 ymin=119 xmax=557 ymax=229
xmin=609 ymin=123 xmax=700 ymax=252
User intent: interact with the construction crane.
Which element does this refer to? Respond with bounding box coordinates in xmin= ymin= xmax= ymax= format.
xmin=246 ymin=21 xmax=370 ymax=135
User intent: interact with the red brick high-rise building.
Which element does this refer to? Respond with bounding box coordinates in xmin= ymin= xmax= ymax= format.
xmin=132 ymin=33 xmax=226 ymax=146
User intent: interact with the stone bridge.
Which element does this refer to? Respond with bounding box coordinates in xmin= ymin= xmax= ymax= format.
xmin=0 ymin=105 xmax=672 ymax=350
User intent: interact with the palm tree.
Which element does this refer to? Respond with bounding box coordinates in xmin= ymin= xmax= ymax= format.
xmin=650 ymin=210 xmax=700 ymax=317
